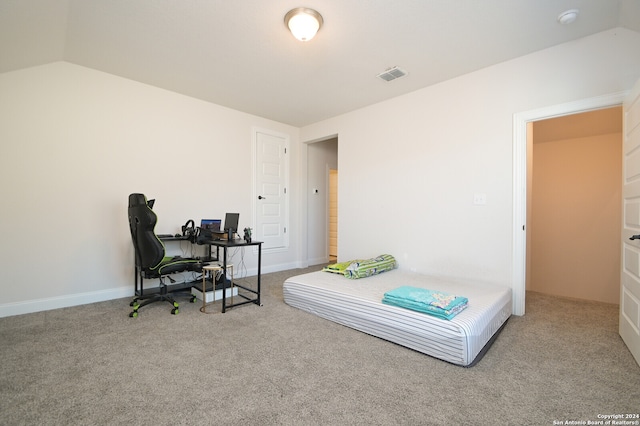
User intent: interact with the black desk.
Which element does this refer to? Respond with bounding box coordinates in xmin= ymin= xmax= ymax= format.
xmin=205 ymin=239 xmax=263 ymax=313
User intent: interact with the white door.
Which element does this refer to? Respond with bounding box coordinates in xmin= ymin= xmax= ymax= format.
xmin=621 ymin=77 xmax=640 ymax=366
xmin=254 ymin=129 xmax=289 ymax=250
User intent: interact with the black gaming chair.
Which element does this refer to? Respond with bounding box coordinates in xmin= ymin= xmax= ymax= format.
xmin=128 ymin=193 xmax=202 ymax=317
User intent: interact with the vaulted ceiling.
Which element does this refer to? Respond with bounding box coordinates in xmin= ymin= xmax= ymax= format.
xmin=1 ymin=0 xmax=639 ymax=127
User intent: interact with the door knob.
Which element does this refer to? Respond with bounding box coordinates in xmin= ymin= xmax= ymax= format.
xmin=630 ymin=235 xmax=640 ymax=240
xmin=258 ymin=195 xmax=266 ymax=200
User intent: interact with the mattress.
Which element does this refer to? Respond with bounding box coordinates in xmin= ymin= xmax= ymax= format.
xmin=283 ymin=269 xmax=512 ymax=366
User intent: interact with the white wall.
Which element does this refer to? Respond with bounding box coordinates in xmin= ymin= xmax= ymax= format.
xmin=0 ymin=62 xmax=300 ymax=317
xmin=531 ymin=132 xmax=621 ymax=304
xmin=300 ymin=28 xmax=640 ymax=296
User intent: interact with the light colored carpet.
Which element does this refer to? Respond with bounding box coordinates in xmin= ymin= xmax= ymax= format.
xmin=1 ymin=266 xmax=638 ymax=425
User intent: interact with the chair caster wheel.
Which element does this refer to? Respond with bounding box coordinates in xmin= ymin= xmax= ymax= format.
xmin=190 ymin=295 xmax=197 ymax=303
xmin=171 ymin=307 xmax=179 ymax=315
xmin=129 ymin=311 xmax=138 ymax=318
xmin=129 ymin=299 xmax=138 ymax=307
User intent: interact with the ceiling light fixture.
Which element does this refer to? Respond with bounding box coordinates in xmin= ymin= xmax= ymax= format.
xmin=284 ymin=8 xmax=323 ymax=41
xmin=557 ymin=9 xmax=579 ymax=25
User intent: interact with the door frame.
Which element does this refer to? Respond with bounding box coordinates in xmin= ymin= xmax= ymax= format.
xmin=301 ymin=134 xmax=339 ymax=268
xmin=512 ymin=91 xmax=626 ymax=315
xmin=328 ymin=168 xmax=338 ymax=258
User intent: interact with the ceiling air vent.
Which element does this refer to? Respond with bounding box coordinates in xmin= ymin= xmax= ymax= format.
xmin=377 ymin=66 xmax=408 ymax=82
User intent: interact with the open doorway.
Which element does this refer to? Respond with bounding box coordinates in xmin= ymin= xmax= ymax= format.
xmin=307 ymin=137 xmax=338 ymax=265
xmin=512 ymin=91 xmax=626 ymax=315
xmin=528 ymin=107 xmax=622 ymax=304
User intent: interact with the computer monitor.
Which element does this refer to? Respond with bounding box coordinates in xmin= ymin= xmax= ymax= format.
xmin=200 ymin=219 xmax=221 ymax=232
xmin=224 ymin=213 xmax=239 ymax=232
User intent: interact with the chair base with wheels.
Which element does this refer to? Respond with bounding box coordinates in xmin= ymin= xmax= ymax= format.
xmin=129 ymin=289 xmax=197 ymax=317
xmin=129 ymin=273 xmax=199 ymax=317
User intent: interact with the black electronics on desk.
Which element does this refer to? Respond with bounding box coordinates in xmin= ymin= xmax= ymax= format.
xmin=200 ymin=219 xmax=221 ymax=232
xmin=203 ymin=213 xmax=239 ymax=241
xmin=223 ymin=213 xmax=239 ymax=234
xmin=197 ymin=219 xmax=221 ymax=243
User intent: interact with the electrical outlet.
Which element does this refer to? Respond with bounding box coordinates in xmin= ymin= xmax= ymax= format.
xmin=473 ymin=193 xmax=487 ymax=205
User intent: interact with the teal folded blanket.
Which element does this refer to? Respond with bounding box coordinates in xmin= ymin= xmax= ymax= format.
xmin=382 ymin=286 xmax=468 ymax=320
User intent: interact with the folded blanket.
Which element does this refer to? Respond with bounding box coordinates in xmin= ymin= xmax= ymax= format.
xmin=322 ymin=260 xmax=358 ymax=274
xmin=323 ymin=254 xmax=397 ymax=279
xmin=344 ymin=254 xmax=396 ymax=279
xmin=382 ymin=286 xmax=468 ymax=320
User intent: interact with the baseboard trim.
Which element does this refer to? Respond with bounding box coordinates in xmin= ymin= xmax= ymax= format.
xmin=307 ymin=256 xmax=329 ymax=266
xmin=0 ymin=287 xmax=132 ymax=318
xmin=0 ymin=261 xmax=314 ymax=318
xmin=233 ymin=261 xmax=299 ymax=277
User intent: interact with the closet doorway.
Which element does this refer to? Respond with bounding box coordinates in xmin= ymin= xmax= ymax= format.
xmin=528 ymin=107 xmax=622 ymax=304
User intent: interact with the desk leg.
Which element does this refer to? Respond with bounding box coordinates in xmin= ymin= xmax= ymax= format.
xmin=230 ymin=264 xmax=234 ymax=306
xmin=202 ymin=270 xmax=207 ymax=313
xmin=222 ymin=247 xmax=227 ymax=313
xmin=257 ymin=243 xmax=262 ymax=306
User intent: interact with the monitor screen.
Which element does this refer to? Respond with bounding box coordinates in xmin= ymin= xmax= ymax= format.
xmin=200 ymin=219 xmax=221 ymax=232
xmin=224 ymin=213 xmax=239 ymax=232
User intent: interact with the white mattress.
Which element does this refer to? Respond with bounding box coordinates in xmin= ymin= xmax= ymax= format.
xmin=283 ymin=269 xmax=512 ymax=366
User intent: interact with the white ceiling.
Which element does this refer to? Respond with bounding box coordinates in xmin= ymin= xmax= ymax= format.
xmin=1 ymin=0 xmax=639 ymax=127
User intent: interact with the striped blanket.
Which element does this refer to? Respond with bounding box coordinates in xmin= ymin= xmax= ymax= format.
xmin=323 ymin=254 xmax=397 ymax=279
